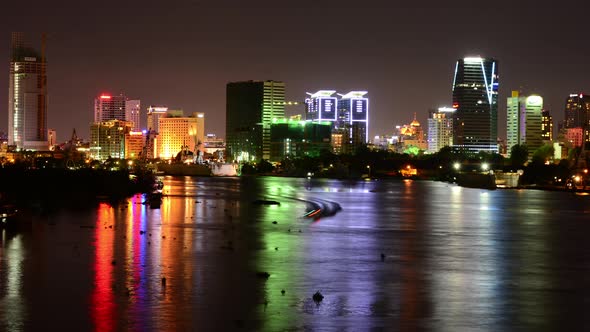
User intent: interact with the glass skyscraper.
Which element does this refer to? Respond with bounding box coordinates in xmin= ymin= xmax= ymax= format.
xmin=225 ymin=80 xmax=285 ymax=162
xmin=452 ymin=57 xmax=499 ymax=152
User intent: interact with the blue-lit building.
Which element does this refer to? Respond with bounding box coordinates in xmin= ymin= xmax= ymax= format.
xmin=337 ymin=91 xmax=369 ymax=154
xmin=305 ymin=90 xmax=338 ymax=122
xmin=452 ymin=57 xmax=499 ymax=152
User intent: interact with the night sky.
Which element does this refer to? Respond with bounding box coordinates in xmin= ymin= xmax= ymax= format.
xmin=1 ymin=0 xmax=589 ymax=142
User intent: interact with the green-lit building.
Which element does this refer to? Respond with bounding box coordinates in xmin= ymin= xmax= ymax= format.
xmin=90 ymin=120 xmax=133 ymax=161
xmin=507 ymin=91 xmax=543 ymax=157
xmin=225 ymin=80 xmax=285 ymax=162
xmin=269 ymin=119 xmax=331 ymax=161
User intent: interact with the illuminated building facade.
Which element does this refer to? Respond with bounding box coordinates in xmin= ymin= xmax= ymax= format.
xmin=124 ymin=131 xmax=145 ymax=159
xmin=8 ymin=32 xmax=48 ymax=150
xmin=94 ymin=94 xmax=126 ymax=122
xmin=427 ymin=107 xmax=454 ymax=153
xmin=541 ymin=110 xmax=553 ymax=142
xmin=506 ymin=92 xmax=543 ymax=156
xmin=305 ymin=90 xmax=338 ymax=122
xmin=226 ymin=80 xmax=285 ymax=162
xmin=147 ymin=106 xmax=168 ymax=133
xmin=269 ymin=119 xmax=331 ymax=161
xmin=125 ymin=100 xmax=141 ymax=131
xmin=336 ymin=91 xmax=369 ymax=154
xmin=452 ymin=57 xmax=499 ymax=152
xmin=157 ymin=114 xmax=201 ymax=159
xmin=564 ymin=93 xmax=590 ymax=129
xmin=565 ymin=127 xmax=584 ymax=147
xmin=90 ymin=120 xmax=133 ymax=160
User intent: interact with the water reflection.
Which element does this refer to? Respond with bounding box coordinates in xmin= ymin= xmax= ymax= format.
xmin=1 ymin=178 xmax=590 ymax=330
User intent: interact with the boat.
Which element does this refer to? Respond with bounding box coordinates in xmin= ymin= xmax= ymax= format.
xmin=211 ymin=162 xmax=238 ymax=176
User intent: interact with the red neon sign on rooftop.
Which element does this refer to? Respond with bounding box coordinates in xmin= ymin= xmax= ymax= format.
xmin=100 ymin=95 xmax=112 ymax=100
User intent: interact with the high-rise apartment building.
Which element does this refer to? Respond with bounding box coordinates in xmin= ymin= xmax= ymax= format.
xmin=541 ymin=110 xmax=553 ymax=142
xmin=8 ymin=32 xmax=48 ymax=150
xmin=336 ymin=91 xmax=369 ymax=154
xmin=506 ymin=92 xmax=543 ymax=156
xmin=226 ymin=81 xmax=285 ymax=162
xmin=564 ymin=93 xmax=590 ymax=129
xmin=427 ymin=107 xmax=455 ymax=153
xmin=125 ymin=100 xmax=141 ymax=131
xmin=452 ymin=57 xmax=499 ymax=152
xmin=147 ymin=106 xmax=168 ymax=133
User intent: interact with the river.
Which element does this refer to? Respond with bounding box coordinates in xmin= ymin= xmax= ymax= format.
xmin=1 ymin=177 xmax=589 ymax=331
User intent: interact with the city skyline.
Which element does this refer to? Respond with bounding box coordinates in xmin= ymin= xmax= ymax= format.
xmin=1 ymin=1 xmax=590 ymax=142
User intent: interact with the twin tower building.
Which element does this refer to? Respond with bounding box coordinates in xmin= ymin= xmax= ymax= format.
xmin=225 ymin=81 xmax=369 ymax=162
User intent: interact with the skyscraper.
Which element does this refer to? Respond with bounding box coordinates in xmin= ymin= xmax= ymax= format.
xmin=541 ymin=110 xmax=553 ymax=142
xmin=452 ymin=57 xmax=499 ymax=152
xmin=336 ymin=91 xmax=369 ymax=154
xmin=305 ymin=90 xmax=338 ymax=122
xmin=225 ymin=80 xmax=285 ymax=162
xmin=94 ymin=94 xmax=126 ymax=122
xmin=563 ymin=93 xmax=590 ymax=129
xmin=125 ymin=99 xmax=141 ymax=131
xmin=8 ymin=32 xmax=48 ymax=150
xmin=427 ymin=107 xmax=455 ymax=153
xmin=506 ymin=91 xmax=543 ymax=156
xmin=94 ymin=94 xmax=140 ymax=129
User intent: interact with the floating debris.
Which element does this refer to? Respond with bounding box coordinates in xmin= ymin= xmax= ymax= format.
xmin=381 ymin=253 xmax=385 ymax=261
xmin=256 ymin=272 xmax=270 ymax=279
xmin=272 ymin=221 xmax=278 ymax=225
xmin=281 ymin=289 xmax=285 ymax=295
xmin=312 ymin=291 xmax=324 ymax=303
xmin=161 ymin=277 xmax=167 ymax=286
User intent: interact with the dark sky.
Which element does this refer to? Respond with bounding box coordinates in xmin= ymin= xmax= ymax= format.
xmin=1 ymin=0 xmax=589 ymax=142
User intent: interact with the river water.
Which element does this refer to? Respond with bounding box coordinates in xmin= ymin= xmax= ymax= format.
xmin=1 ymin=177 xmax=590 ymax=331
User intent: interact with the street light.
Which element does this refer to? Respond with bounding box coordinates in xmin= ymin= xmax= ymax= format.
xmin=453 ymin=162 xmax=461 ymax=171
xmin=481 ymin=163 xmax=489 ymax=171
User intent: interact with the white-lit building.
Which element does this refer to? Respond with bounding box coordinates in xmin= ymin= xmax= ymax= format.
xmin=427 ymin=107 xmax=454 ymax=153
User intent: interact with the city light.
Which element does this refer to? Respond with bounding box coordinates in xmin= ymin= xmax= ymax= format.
xmin=453 ymin=162 xmax=461 ymax=170
xmin=481 ymin=163 xmax=489 ymax=171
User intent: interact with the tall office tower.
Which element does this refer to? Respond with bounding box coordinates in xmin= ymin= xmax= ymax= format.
xmin=226 ymin=80 xmax=285 ymax=162
xmin=125 ymin=100 xmax=141 ymax=131
xmin=8 ymin=32 xmax=48 ymax=150
xmin=336 ymin=91 xmax=369 ymax=154
xmin=541 ymin=110 xmax=553 ymax=142
xmin=451 ymin=57 xmax=499 ymax=152
xmin=157 ymin=114 xmax=201 ymax=159
xmin=506 ymin=91 xmax=543 ymax=156
xmin=305 ymin=90 xmax=338 ymax=122
xmin=94 ymin=94 xmax=126 ymax=122
xmin=147 ymin=106 xmax=168 ymax=132
xmin=563 ymin=93 xmax=590 ymax=129
xmin=90 ymin=120 xmax=133 ymax=160
xmin=427 ymin=107 xmax=455 ymax=153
